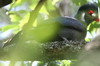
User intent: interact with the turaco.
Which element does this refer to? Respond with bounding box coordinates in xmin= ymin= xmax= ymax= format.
xmin=4 ymin=3 xmax=100 ymax=47
xmin=33 ymin=3 xmax=99 ymax=42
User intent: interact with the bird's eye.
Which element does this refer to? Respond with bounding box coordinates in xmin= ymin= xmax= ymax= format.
xmin=88 ymin=10 xmax=94 ymax=15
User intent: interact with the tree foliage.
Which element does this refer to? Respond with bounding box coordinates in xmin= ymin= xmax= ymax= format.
xmin=0 ymin=0 xmax=100 ymax=66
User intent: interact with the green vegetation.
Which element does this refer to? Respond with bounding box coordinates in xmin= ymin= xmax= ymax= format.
xmin=0 ymin=0 xmax=99 ymax=66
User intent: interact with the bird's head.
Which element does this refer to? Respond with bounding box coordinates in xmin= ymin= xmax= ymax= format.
xmin=76 ymin=3 xmax=99 ymax=25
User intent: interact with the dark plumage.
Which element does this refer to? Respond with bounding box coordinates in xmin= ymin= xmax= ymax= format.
xmin=78 ymin=3 xmax=98 ymax=12
xmin=0 ymin=0 xmax=12 ymax=8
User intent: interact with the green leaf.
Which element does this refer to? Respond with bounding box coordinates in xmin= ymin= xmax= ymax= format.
xmin=0 ymin=24 xmax=19 ymax=32
xmin=72 ymin=0 xmax=87 ymax=5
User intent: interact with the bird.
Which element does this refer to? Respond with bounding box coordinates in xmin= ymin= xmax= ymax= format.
xmin=3 ymin=3 xmax=99 ymax=47
xmin=32 ymin=3 xmax=99 ymax=42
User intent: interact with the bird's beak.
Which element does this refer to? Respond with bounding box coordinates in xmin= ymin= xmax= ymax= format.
xmin=95 ymin=18 xmax=100 ymax=22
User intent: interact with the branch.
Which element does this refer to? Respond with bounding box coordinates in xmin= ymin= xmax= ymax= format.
xmin=23 ymin=0 xmax=47 ymax=30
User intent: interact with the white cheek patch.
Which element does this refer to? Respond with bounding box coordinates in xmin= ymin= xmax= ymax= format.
xmin=92 ymin=13 xmax=96 ymax=17
xmin=81 ymin=13 xmax=85 ymax=22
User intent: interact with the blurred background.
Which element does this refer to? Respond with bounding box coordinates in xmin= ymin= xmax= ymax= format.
xmin=0 ymin=0 xmax=99 ymax=66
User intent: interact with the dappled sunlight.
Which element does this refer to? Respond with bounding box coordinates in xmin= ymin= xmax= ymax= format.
xmin=0 ymin=0 xmax=100 ymax=66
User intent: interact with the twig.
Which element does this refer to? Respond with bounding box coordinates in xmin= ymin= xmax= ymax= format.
xmin=23 ymin=0 xmax=47 ymax=29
